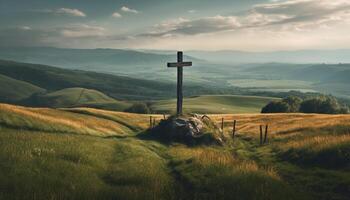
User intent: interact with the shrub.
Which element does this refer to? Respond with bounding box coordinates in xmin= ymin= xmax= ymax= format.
xmin=125 ymin=103 xmax=151 ymax=114
xmin=261 ymin=101 xmax=290 ymax=113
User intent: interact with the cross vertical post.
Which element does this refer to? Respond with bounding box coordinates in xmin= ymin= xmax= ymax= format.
xmin=167 ymin=51 xmax=192 ymax=116
xmin=177 ymin=52 xmax=183 ymax=116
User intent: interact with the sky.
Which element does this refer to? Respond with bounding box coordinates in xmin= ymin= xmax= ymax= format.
xmin=1 ymin=0 xmax=350 ymax=51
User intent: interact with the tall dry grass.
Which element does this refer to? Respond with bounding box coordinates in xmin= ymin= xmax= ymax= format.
xmin=0 ymin=104 xmax=137 ymax=136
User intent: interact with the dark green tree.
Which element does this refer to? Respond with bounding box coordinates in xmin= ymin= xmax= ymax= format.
xmin=300 ymin=96 xmax=341 ymax=114
xmin=261 ymin=101 xmax=290 ymax=113
xmin=282 ymin=96 xmax=302 ymax=112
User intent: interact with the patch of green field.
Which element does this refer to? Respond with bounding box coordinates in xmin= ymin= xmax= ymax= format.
xmin=0 ymin=74 xmax=45 ymax=102
xmin=229 ymin=79 xmax=313 ymax=89
xmin=28 ymin=87 xmax=131 ymax=111
xmin=151 ymin=95 xmax=279 ymax=114
xmin=0 ymin=129 xmax=175 ymax=199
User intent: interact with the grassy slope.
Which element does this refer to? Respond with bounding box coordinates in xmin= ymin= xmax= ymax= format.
xmin=151 ymin=95 xmax=279 ymax=114
xmin=0 ymin=74 xmax=45 ymax=102
xmin=0 ymin=60 xmax=224 ymax=101
xmin=0 ymin=104 xmax=349 ymax=199
xmin=0 ymin=60 xmax=176 ymax=100
xmin=0 ymin=104 xmax=164 ymax=136
xmin=28 ymin=87 xmax=131 ymax=111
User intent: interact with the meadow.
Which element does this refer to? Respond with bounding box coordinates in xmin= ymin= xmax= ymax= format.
xmin=0 ymin=103 xmax=349 ymax=200
xmin=150 ymin=95 xmax=279 ymax=114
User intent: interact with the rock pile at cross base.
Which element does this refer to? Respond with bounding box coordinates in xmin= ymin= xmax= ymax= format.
xmin=150 ymin=114 xmax=225 ymax=145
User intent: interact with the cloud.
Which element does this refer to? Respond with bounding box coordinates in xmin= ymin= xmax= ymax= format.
xmin=112 ymin=12 xmax=122 ymax=18
xmin=121 ymin=6 xmax=139 ymax=14
xmin=144 ymin=16 xmax=240 ymax=36
xmin=37 ymin=8 xmax=86 ymax=17
xmin=188 ymin=10 xmax=197 ymax=13
xmin=143 ymin=0 xmax=350 ymax=37
xmin=56 ymin=8 xmax=86 ymax=17
xmin=60 ymin=24 xmax=106 ymax=38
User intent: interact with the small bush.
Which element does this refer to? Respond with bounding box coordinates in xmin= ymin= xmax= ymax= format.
xmin=124 ymin=103 xmax=151 ymax=114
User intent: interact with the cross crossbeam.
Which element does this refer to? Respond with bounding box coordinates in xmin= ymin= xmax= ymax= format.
xmin=167 ymin=51 xmax=192 ymax=116
xmin=167 ymin=62 xmax=192 ymax=68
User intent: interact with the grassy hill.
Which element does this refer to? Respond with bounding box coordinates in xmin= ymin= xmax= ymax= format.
xmin=0 ymin=60 xmax=226 ymax=101
xmin=0 ymin=74 xmax=45 ymax=102
xmin=151 ymin=95 xmax=279 ymax=114
xmin=0 ymin=59 xmax=175 ymax=100
xmin=25 ymin=87 xmax=131 ymax=111
xmin=0 ymin=103 xmax=349 ymax=199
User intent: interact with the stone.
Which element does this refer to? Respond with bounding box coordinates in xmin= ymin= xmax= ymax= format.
xmin=152 ymin=114 xmax=225 ymax=145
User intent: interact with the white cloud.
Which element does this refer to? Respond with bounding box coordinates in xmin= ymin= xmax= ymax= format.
xmin=61 ymin=24 xmax=105 ymax=38
xmin=37 ymin=8 xmax=86 ymax=17
xmin=56 ymin=8 xmax=86 ymax=17
xmin=188 ymin=10 xmax=197 ymax=13
xmin=145 ymin=15 xmax=240 ymax=36
xmin=121 ymin=6 xmax=139 ymax=14
xmin=112 ymin=12 xmax=122 ymax=18
xmin=144 ymin=0 xmax=350 ymax=37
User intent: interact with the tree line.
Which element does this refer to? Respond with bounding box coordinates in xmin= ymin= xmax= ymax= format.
xmin=261 ymin=95 xmax=349 ymax=114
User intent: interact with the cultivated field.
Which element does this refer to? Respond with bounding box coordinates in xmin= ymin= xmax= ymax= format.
xmin=0 ymin=103 xmax=349 ymax=200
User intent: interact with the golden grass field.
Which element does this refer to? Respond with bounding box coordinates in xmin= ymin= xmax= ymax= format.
xmin=0 ymin=103 xmax=349 ymax=200
xmin=0 ymin=104 xmax=165 ymax=137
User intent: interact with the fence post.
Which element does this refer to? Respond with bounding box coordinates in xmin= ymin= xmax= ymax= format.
xmin=260 ymin=125 xmax=263 ymax=145
xmin=153 ymin=119 xmax=156 ymax=128
xmin=232 ymin=120 xmax=236 ymax=139
xmin=264 ymin=125 xmax=269 ymax=144
xmin=150 ymin=116 xmax=153 ymax=128
xmin=221 ymin=118 xmax=224 ymax=134
xmin=163 ymin=114 xmax=166 ymax=120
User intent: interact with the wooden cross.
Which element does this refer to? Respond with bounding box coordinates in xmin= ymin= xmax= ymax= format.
xmin=167 ymin=51 xmax=192 ymax=116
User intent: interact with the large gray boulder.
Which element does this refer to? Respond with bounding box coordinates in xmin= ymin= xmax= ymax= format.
xmin=152 ymin=114 xmax=224 ymax=145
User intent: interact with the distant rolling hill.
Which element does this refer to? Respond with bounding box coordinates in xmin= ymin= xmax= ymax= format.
xmin=188 ymin=49 xmax=350 ymax=64
xmin=0 ymin=74 xmax=45 ymax=103
xmin=24 ymin=88 xmax=131 ymax=110
xmin=241 ymin=63 xmax=350 ymax=98
xmin=0 ymin=59 xmax=238 ymax=111
xmin=0 ymin=47 xmax=201 ymax=73
xmin=0 ymin=59 xmax=218 ymax=101
xmin=1 ymin=47 xmax=350 ymax=100
xmin=151 ymin=95 xmax=279 ymax=114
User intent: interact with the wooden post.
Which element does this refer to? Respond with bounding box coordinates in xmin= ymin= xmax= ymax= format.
xmin=150 ymin=116 xmax=153 ymax=128
xmin=221 ymin=118 xmax=224 ymax=133
xmin=167 ymin=52 xmax=192 ymax=117
xmin=264 ymin=125 xmax=269 ymax=144
xmin=177 ymin=52 xmax=183 ymax=116
xmin=232 ymin=120 xmax=236 ymax=139
xmin=153 ymin=119 xmax=156 ymax=128
xmin=163 ymin=114 xmax=166 ymax=120
xmin=260 ymin=125 xmax=263 ymax=145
